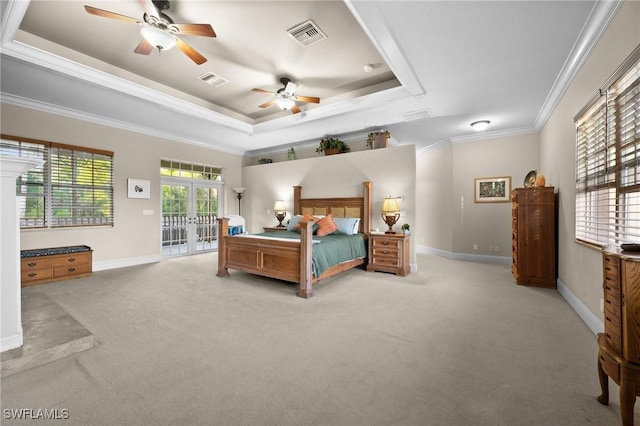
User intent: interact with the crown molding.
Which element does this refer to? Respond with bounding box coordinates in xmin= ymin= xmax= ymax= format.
xmin=533 ymin=0 xmax=623 ymax=130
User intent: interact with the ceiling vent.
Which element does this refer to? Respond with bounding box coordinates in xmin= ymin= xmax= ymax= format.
xmin=198 ymin=72 xmax=229 ymax=87
xmin=401 ymin=109 xmax=433 ymax=122
xmin=287 ymin=20 xmax=327 ymax=47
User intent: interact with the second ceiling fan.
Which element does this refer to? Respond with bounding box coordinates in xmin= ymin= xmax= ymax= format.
xmin=84 ymin=0 xmax=215 ymax=65
xmin=252 ymin=78 xmax=320 ymax=114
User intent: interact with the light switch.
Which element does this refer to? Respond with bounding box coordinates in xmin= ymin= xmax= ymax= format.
xmin=143 ymin=209 xmax=154 ymax=216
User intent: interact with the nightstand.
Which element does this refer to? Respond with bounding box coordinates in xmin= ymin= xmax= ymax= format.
xmin=263 ymin=226 xmax=287 ymax=233
xmin=366 ymin=233 xmax=410 ymax=276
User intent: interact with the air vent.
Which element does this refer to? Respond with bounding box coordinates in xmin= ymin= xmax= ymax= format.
xmin=401 ymin=109 xmax=433 ymax=122
xmin=287 ymin=20 xmax=327 ymax=47
xmin=198 ymin=72 xmax=229 ymax=87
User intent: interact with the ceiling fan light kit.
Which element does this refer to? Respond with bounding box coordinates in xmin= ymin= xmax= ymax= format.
xmin=252 ymin=77 xmax=320 ymax=115
xmin=140 ymin=26 xmax=176 ymax=51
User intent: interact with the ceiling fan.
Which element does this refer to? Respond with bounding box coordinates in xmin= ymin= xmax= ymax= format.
xmin=84 ymin=0 xmax=215 ymax=65
xmin=252 ymin=78 xmax=320 ymax=114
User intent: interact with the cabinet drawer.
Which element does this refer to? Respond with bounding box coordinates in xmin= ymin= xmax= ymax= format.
xmin=370 ymin=257 xmax=400 ymax=268
xmin=371 ymin=247 xmax=399 ymax=259
xmin=371 ymin=238 xmax=401 ymax=250
xmin=22 ymin=253 xmax=90 ymax=271
xmin=21 ymin=268 xmax=53 ymax=283
xmin=599 ymin=349 xmax=620 ymax=383
xmin=54 ymin=263 xmax=91 ymax=277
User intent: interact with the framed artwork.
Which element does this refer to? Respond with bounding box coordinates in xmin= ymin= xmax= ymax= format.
xmin=127 ymin=178 xmax=150 ymax=199
xmin=474 ymin=176 xmax=511 ymax=203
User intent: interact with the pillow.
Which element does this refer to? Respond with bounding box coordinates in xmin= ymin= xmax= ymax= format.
xmin=334 ymin=217 xmax=361 ymax=235
xmin=287 ymin=215 xmax=303 ymax=231
xmin=293 ymin=213 xmax=319 ymax=233
xmin=315 ymin=213 xmax=338 ymax=237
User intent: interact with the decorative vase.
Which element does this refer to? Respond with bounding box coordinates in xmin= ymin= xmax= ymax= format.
xmin=324 ymin=148 xmax=340 ymax=155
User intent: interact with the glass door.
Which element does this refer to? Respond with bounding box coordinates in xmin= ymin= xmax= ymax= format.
xmin=162 ymin=179 xmax=222 ymax=257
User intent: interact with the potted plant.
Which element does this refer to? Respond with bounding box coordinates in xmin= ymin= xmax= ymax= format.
xmin=316 ymin=138 xmax=350 ymax=155
xmin=401 ymin=223 xmax=410 ymax=235
xmin=366 ymin=130 xmax=391 ymax=149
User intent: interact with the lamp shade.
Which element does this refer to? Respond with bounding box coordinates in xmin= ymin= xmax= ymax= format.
xmin=274 ymin=200 xmax=286 ymax=212
xmin=381 ymin=197 xmax=400 ymax=214
xmin=232 ymin=187 xmax=245 ymax=195
xmin=140 ymin=26 xmax=177 ymax=51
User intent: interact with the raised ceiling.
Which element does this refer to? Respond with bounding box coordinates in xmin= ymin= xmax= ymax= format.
xmin=0 ymin=1 xmax=620 ymax=155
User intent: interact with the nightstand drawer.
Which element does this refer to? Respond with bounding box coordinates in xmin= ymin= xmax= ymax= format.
xmin=371 ymin=238 xmax=401 ymax=250
xmin=370 ymin=257 xmax=400 ymax=268
xmin=371 ymin=246 xmax=399 ymax=258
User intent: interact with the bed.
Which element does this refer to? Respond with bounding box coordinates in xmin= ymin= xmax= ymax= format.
xmin=217 ymin=181 xmax=372 ymax=298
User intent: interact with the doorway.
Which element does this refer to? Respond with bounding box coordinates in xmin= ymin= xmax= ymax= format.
xmin=161 ymin=178 xmax=222 ymax=257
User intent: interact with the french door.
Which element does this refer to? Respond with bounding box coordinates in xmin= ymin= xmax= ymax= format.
xmin=161 ymin=178 xmax=222 ymax=257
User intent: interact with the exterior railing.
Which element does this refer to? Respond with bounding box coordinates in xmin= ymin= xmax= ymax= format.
xmin=162 ymin=214 xmax=217 ymax=246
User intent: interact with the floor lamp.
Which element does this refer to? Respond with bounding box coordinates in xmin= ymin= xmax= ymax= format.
xmin=233 ymin=187 xmax=245 ymax=216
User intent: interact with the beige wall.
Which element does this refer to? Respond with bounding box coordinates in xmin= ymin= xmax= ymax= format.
xmin=2 ymin=104 xmax=243 ymax=269
xmin=416 ymin=133 xmax=539 ymax=259
xmin=540 ymin=1 xmax=640 ymax=320
xmin=242 ymin=144 xmax=417 ymax=266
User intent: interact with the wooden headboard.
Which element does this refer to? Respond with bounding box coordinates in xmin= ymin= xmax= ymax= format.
xmin=293 ymin=181 xmax=372 ymax=234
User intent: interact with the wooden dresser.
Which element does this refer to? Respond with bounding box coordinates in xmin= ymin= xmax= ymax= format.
xmin=597 ymin=248 xmax=640 ymax=426
xmin=366 ymin=233 xmax=410 ymax=276
xmin=511 ymin=187 xmax=557 ymax=288
xmin=21 ymin=245 xmax=93 ymax=286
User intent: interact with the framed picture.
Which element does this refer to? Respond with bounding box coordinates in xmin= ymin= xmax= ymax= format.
xmin=474 ymin=176 xmax=511 ymax=203
xmin=127 ymin=178 xmax=150 ymax=199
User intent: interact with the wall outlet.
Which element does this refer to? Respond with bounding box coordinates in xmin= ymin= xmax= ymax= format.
xmin=494 ymin=245 xmax=499 ymax=252
xmin=473 ymin=244 xmax=478 ymax=251
xmin=600 ymin=298 xmax=604 ymax=313
xmin=488 ymin=245 xmax=494 ymax=252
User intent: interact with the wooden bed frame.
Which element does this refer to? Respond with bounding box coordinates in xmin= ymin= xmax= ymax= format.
xmin=217 ymin=181 xmax=372 ymax=298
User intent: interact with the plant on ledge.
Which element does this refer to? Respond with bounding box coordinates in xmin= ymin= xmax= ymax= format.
xmin=316 ymin=138 xmax=350 ymax=155
xmin=366 ymin=130 xmax=391 ymax=149
xmin=401 ymin=223 xmax=410 ymax=235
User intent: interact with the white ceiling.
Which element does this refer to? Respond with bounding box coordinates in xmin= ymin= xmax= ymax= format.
xmin=0 ymin=0 xmax=621 ymax=156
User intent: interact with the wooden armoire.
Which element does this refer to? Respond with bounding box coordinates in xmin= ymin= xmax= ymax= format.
xmin=597 ymin=248 xmax=640 ymax=426
xmin=511 ymin=187 xmax=557 ymax=288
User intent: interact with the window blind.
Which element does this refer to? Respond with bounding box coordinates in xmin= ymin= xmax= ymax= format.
xmin=575 ymin=45 xmax=640 ymax=246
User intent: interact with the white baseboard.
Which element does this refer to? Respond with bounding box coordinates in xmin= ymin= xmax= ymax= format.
xmin=1 ymin=332 xmax=23 ymax=353
xmin=416 ymin=245 xmax=511 ymax=265
xmin=557 ymin=277 xmax=603 ymax=335
xmin=93 ymin=255 xmax=161 ymax=272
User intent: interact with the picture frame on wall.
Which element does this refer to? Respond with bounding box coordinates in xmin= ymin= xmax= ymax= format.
xmin=127 ymin=178 xmax=150 ymax=199
xmin=474 ymin=176 xmax=511 ymax=203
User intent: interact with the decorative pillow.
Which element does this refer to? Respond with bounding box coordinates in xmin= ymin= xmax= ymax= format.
xmin=334 ymin=217 xmax=361 ymax=235
xmin=315 ymin=213 xmax=339 ymax=237
xmin=287 ymin=215 xmax=303 ymax=231
xmin=293 ymin=213 xmax=319 ymax=233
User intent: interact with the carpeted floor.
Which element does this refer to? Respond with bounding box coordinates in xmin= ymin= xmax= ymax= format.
xmin=0 ymin=252 xmax=632 ymax=425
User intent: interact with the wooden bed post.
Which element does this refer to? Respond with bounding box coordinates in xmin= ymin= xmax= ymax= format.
xmin=297 ymin=220 xmax=314 ymax=299
xmin=363 ymin=181 xmax=372 ymax=234
xmin=293 ymin=185 xmax=302 ymax=215
xmin=217 ymin=217 xmax=229 ymax=277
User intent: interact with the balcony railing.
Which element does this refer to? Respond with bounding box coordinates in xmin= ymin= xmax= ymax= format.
xmin=162 ymin=215 xmax=217 ymax=246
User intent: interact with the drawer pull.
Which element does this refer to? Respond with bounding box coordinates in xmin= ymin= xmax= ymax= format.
xmin=381 ymin=241 xmax=389 ymax=245
xmin=28 ymin=262 xmax=37 ymax=267
xmin=28 ymin=272 xmax=37 ymax=277
xmin=68 ymin=267 xmax=76 ymax=272
xmin=68 ymin=258 xmax=76 ymax=262
xmin=382 ymin=250 xmax=389 ymax=254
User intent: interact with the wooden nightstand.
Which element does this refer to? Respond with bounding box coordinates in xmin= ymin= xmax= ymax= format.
xmin=366 ymin=233 xmax=410 ymax=276
xmin=263 ymin=226 xmax=287 ymax=233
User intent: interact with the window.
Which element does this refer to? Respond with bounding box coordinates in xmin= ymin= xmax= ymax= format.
xmin=160 ymin=159 xmax=221 ymax=181
xmin=1 ymin=135 xmax=114 ymax=229
xmin=575 ymin=45 xmax=640 ymax=246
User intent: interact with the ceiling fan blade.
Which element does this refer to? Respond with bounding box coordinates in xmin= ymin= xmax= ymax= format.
xmin=137 ymin=0 xmax=158 ymax=19
xmin=294 ymin=95 xmax=320 ymax=104
xmin=174 ymin=23 xmax=216 ymax=38
xmin=290 ymin=104 xmax=301 ymax=114
xmin=252 ymin=88 xmax=275 ymax=95
xmin=175 ymin=38 xmax=207 ymax=65
xmin=134 ymin=39 xmax=153 ymax=55
xmin=258 ymin=100 xmax=276 ymax=109
xmin=84 ymin=5 xmax=140 ymax=24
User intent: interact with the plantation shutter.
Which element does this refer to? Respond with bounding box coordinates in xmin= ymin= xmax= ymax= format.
xmin=575 ymin=45 xmax=640 ymax=246
xmin=50 ymin=145 xmax=114 ymax=227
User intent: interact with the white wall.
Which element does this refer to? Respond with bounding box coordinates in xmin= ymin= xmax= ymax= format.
xmin=1 ymin=104 xmax=243 ymax=269
xmin=241 ymin=144 xmax=417 ymax=266
xmin=540 ymin=1 xmax=640 ymax=319
xmin=416 ymin=133 xmax=539 ymax=259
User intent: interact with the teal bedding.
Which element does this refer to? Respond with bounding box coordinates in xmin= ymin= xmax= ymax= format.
xmin=257 ymin=231 xmax=367 ymax=277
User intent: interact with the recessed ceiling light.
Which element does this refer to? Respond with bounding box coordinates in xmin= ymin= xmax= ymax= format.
xmin=471 ymin=120 xmax=491 ymax=131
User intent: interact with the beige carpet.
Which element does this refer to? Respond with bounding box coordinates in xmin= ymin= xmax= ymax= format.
xmin=0 ymin=252 xmax=631 ymax=425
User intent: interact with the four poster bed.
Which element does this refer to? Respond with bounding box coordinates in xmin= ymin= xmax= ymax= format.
xmin=217 ymin=181 xmax=372 ymax=298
